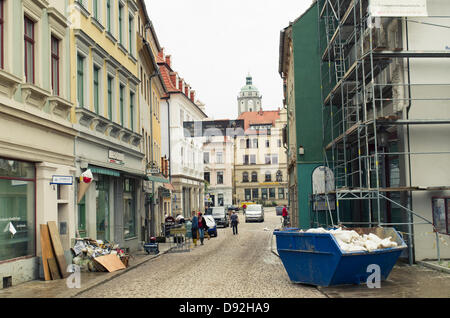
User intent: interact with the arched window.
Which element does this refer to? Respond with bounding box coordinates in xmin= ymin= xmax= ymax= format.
xmin=276 ymin=170 xmax=283 ymax=182
xmin=265 ymin=171 xmax=272 ymax=182
xmin=251 ymin=171 xmax=258 ymax=182
xmin=242 ymin=172 xmax=249 ymax=183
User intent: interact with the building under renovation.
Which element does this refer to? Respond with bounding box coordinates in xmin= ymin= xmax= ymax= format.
xmin=280 ymin=0 xmax=450 ymax=264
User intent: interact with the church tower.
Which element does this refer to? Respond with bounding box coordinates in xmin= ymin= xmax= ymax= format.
xmin=237 ymin=74 xmax=262 ymax=116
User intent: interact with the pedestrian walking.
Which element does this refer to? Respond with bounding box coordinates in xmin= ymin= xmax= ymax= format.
xmin=230 ymin=211 xmax=239 ymax=235
xmin=282 ymin=205 xmax=289 ymax=227
xmin=243 ymin=204 xmax=247 ymax=215
xmin=198 ymin=212 xmax=208 ymax=245
xmin=191 ymin=211 xmax=199 ymax=246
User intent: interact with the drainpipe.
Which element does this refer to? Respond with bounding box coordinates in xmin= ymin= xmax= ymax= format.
xmin=166 ymin=99 xmax=172 ymax=216
xmin=405 ymin=18 xmax=415 ymax=265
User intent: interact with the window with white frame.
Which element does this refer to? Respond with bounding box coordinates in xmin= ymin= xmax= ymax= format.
xmin=129 ymin=90 xmax=135 ymax=131
xmin=77 ymin=54 xmax=85 ymax=107
xmin=118 ymin=2 xmax=124 ymax=45
xmin=51 ymin=36 xmax=60 ymax=96
xmin=24 ymin=16 xmax=35 ymax=84
xmin=107 ymin=76 xmax=114 ymax=120
xmin=106 ymin=0 xmax=113 ymax=34
xmin=128 ymin=13 xmax=134 ymax=55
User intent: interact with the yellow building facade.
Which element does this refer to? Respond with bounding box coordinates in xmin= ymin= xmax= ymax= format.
xmin=68 ymin=0 xmax=146 ymax=250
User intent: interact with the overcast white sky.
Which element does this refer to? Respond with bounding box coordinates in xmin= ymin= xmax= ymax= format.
xmin=145 ymin=0 xmax=313 ymax=120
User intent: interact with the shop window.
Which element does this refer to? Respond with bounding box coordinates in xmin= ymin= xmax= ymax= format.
xmin=245 ymin=189 xmax=251 ymax=201
xmin=0 ymin=159 xmax=35 ymax=262
xmin=252 ymin=188 xmax=259 ymax=200
xmin=278 ymin=188 xmax=285 ymax=199
xmin=218 ymin=194 xmax=224 ymax=207
xmin=269 ymin=188 xmax=276 ymax=199
xmin=261 ymin=188 xmax=268 ymax=200
xmin=432 ymin=197 xmax=449 ymax=235
xmin=123 ymin=178 xmax=136 ymax=239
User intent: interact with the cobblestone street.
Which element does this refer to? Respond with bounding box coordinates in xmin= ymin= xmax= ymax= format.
xmin=76 ymin=208 xmax=325 ymax=298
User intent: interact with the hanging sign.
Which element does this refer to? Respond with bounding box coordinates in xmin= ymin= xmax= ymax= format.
xmin=369 ymin=0 xmax=428 ymax=17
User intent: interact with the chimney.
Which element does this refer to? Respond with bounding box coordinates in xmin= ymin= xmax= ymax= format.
xmin=170 ymin=72 xmax=177 ymax=87
xmin=185 ymin=84 xmax=189 ymax=97
xmin=179 ymin=79 xmax=184 ymax=92
xmin=165 ymin=55 xmax=171 ymax=67
xmin=158 ymin=48 xmax=164 ymax=60
xmin=190 ymin=90 xmax=196 ymax=103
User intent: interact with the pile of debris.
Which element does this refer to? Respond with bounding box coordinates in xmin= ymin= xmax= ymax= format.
xmin=304 ymin=227 xmax=399 ymax=252
xmin=71 ymin=238 xmax=128 ymax=272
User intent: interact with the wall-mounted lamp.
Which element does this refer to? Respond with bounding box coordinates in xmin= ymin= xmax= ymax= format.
xmin=299 ymin=146 xmax=305 ymax=156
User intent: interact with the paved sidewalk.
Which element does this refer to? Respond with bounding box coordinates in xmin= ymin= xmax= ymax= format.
xmin=0 ymin=243 xmax=173 ymax=298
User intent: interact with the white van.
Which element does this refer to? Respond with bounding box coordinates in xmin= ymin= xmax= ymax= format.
xmin=245 ymin=204 xmax=264 ymax=223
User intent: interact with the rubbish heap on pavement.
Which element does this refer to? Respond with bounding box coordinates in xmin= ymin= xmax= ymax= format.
xmin=71 ymin=238 xmax=128 ymax=272
xmin=304 ymin=227 xmax=399 ymax=252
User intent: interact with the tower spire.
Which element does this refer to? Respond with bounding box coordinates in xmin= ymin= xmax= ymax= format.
xmin=246 ymin=73 xmax=252 ymax=85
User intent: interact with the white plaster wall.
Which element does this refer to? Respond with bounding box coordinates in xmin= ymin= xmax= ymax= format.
xmin=404 ymin=11 xmax=450 ymax=260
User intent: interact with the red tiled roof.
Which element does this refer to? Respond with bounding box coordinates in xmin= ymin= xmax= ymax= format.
xmin=238 ymin=110 xmax=281 ymax=132
xmin=159 ymin=63 xmax=179 ymax=95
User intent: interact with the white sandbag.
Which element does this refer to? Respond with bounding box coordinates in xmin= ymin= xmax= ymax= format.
xmin=364 ymin=240 xmax=379 ymax=252
xmin=306 ymin=227 xmax=328 ymax=233
xmin=380 ymin=237 xmax=398 ymax=248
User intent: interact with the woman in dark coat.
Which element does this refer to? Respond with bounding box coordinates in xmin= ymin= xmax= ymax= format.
xmin=197 ymin=212 xmax=209 ymax=245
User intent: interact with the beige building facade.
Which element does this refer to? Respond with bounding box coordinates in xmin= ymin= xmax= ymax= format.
xmin=234 ymin=110 xmax=288 ymax=207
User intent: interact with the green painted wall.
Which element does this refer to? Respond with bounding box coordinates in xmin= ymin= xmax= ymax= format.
xmin=292 ymin=4 xmax=323 ymax=164
xmin=291 ymin=3 xmax=325 ymax=229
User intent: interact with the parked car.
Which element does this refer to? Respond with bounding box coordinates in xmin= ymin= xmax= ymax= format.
xmin=210 ymin=206 xmax=229 ymax=228
xmin=276 ymin=206 xmax=288 ymax=216
xmin=203 ymin=215 xmax=218 ymax=237
xmin=227 ymin=205 xmax=239 ymax=212
xmin=245 ymin=204 xmax=264 ymax=223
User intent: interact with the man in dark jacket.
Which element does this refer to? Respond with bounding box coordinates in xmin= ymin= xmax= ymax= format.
xmin=230 ymin=211 xmax=239 ymax=235
xmin=191 ymin=211 xmax=198 ymax=246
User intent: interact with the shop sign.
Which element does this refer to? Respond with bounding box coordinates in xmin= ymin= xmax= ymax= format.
xmin=108 ymin=150 xmax=125 ymax=165
xmin=51 ymin=175 xmax=73 ymax=185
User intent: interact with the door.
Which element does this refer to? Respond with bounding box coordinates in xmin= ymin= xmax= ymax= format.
xmin=96 ymin=175 xmax=110 ymax=241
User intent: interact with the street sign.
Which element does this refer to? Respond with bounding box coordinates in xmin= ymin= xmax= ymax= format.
xmin=50 ymin=176 xmax=73 ymax=185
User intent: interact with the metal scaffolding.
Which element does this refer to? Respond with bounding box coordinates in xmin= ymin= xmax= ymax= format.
xmin=315 ymin=0 xmax=450 ymax=263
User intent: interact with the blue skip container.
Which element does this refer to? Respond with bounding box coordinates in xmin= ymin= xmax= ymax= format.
xmin=273 ymin=227 xmax=407 ymax=287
